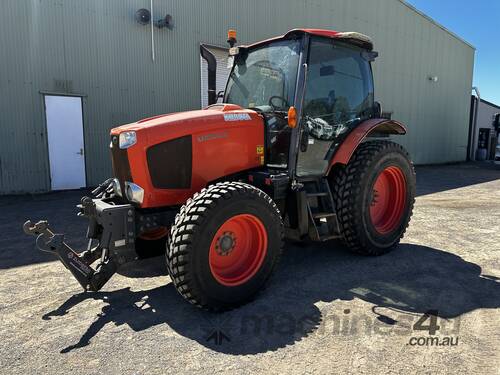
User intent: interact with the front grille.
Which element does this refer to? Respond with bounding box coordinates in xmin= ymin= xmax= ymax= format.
xmin=110 ymin=135 xmax=132 ymax=191
xmin=147 ymin=136 xmax=192 ymax=189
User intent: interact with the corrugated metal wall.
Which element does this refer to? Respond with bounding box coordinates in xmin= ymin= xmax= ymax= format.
xmin=0 ymin=0 xmax=474 ymax=194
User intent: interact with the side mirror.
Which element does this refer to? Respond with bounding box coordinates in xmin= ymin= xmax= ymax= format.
xmin=374 ymin=101 xmax=382 ymax=118
xmin=216 ymin=90 xmax=225 ymax=102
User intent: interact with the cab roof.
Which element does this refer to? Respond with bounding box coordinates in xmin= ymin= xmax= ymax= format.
xmin=246 ymin=28 xmax=374 ymax=50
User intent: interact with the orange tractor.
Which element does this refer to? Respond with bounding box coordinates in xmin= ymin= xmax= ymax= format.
xmin=24 ymin=29 xmax=415 ymax=310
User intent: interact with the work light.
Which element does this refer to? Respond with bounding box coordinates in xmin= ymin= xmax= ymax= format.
xmin=125 ymin=182 xmax=144 ymax=204
xmin=119 ymin=131 xmax=137 ymax=149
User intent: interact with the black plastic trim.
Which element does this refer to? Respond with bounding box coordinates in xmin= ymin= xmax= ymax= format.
xmin=147 ymin=136 xmax=192 ymax=189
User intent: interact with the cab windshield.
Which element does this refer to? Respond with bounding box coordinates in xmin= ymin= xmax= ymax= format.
xmin=224 ymin=39 xmax=301 ymax=111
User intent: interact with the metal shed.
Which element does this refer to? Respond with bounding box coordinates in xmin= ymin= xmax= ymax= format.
xmin=0 ymin=0 xmax=475 ymax=194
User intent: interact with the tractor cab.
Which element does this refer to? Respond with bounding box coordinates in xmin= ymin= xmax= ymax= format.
xmin=224 ymin=29 xmax=378 ymax=177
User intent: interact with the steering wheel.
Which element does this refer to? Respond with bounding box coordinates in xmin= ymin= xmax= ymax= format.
xmin=268 ymin=95 xmax=290 ymax=111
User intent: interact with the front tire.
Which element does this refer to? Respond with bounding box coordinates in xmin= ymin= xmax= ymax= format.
xmin=167 ymin=182 xmax=283 ymax=311
xmin=330 ymin=140 xmax=415 ymax=255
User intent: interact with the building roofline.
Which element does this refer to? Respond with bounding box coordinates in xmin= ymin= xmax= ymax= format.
xmin=398 ymin=0 xmax=475 ymax=50
xmin=479 ymin=98 xmax=500 ymax=110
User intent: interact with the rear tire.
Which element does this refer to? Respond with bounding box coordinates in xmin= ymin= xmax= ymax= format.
xmin=330 ymin=140 xmax=415 ymax=255
xmin=166 ymin=182 xmax=283 ymax=311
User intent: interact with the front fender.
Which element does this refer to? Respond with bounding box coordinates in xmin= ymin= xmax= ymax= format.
xmin=327 ymin=118 xmax=406 ymax=172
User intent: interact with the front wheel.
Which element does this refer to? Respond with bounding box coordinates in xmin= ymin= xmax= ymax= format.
xmin=166 ymin=182 xmax=283 ymax=311
xmin=330 ymin=140 xmax=415 ymax=255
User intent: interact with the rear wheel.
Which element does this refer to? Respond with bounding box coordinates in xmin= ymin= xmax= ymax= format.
xmin=330 ymin=140 xmax=415 ymax=255
xmin=167 ymin=182 xmax=283 ymax=311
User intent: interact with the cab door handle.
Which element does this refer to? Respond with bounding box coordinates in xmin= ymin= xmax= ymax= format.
xmin=76 ymin=148 xmax=84 ymax=156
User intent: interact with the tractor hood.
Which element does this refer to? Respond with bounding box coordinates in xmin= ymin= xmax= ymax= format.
xmin=109 ymin=104 xmax=266 ymax=208
xmin=111 ymin=104 xmax=262 ymax=144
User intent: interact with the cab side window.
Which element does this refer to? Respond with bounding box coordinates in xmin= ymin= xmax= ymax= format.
xmin=302 ymin=39 xmax=374 ymax=141
xmin=296 ymin=38 xmax=374 ymax=177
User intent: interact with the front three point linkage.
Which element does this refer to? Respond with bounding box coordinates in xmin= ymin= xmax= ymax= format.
xmin=23 ymin=220 xmax=116 ymax=292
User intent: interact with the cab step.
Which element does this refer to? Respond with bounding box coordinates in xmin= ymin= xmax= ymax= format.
xmin=312 ymin=211 xmax=336 ymax=219
xmin=301 ymin=177 xmax=341 ymax=241
xmin=306 ymin=192 xmax=328 ymax=197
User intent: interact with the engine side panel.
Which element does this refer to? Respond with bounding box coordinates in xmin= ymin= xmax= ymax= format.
xmin=111 ymin=105 xmax=265 ymax=208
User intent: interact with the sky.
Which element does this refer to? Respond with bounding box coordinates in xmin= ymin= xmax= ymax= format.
xmin=406 ymin=0 xmax=500 ymax=104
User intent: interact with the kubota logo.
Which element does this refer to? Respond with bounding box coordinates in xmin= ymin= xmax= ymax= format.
xmin=197 ymin=132 xmax=228 ymax=143
xmin=223 ymin=113 xmax=251 ymax=122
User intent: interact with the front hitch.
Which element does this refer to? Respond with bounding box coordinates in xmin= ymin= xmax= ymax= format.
xmin=23 ymin=196 xmax=137 ymax=291
xmin=23 ymin=220 xmax=112 ymax=291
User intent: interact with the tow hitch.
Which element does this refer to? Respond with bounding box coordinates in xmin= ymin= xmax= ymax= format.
xmin=23 ymin=194 xmax=138 ymax=291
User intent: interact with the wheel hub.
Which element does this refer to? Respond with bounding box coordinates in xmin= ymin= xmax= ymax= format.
xmin=371 ymin=189 xmax=380 ymax=206
xmin=369 ymin=166 xmax=407 ymax=234
xmin=209 ymin=214 xmax=268 ymax=287
xmin=215 ymin=232 xmax=236 ymax=256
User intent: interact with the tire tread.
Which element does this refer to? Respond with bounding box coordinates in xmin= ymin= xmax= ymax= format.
xmin=330 ymin=140 xmax=415 ymax=255
xmin=166 ymin=181 xmax=284 ymax=311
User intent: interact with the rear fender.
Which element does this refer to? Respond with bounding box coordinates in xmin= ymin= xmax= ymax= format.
xmin=327 ymin=118 xmax=406 ymax=172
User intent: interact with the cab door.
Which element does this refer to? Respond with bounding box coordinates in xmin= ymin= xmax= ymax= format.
xmin=296 ymin=38 xmax=374 ymax=177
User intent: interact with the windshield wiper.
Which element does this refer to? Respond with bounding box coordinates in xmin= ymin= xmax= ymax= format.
xmin=247 ymin=106 xmax=287 ymax=115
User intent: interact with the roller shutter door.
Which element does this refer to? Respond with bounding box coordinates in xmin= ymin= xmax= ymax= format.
xmin=200 ymin=46 xmax=231 ymax=108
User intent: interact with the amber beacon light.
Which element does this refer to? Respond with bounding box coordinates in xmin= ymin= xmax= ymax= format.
xmin=227 ymin=29 xmax=237 ymax=47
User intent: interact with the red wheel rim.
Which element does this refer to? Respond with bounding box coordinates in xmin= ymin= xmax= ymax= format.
xmin=139 ymin=227 xmax=169 ymax=241
xmin=369 ymin=166 xmax=407 ymax=234
xmin=209 ymin=214 xmax=268 ymax=287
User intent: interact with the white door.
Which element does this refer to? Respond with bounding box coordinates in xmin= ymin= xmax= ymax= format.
xmin=44 ymin=95 xmax=86 ymax=190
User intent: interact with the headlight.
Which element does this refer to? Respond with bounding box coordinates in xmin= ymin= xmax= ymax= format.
xmin=112 ymin=178 xmax=122 ymax=197
xmin=124 ymin=182 xmax=144 ymax=204
xmin=119 ymin=131 xmax=137 ymax=149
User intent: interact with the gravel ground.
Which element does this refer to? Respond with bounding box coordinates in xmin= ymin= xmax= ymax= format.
xmin=1 ymin=162 xmax=499 ymax=374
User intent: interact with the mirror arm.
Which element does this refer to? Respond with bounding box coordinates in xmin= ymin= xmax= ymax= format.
xmin=300 ymin=127 xmax=309 ymax=152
